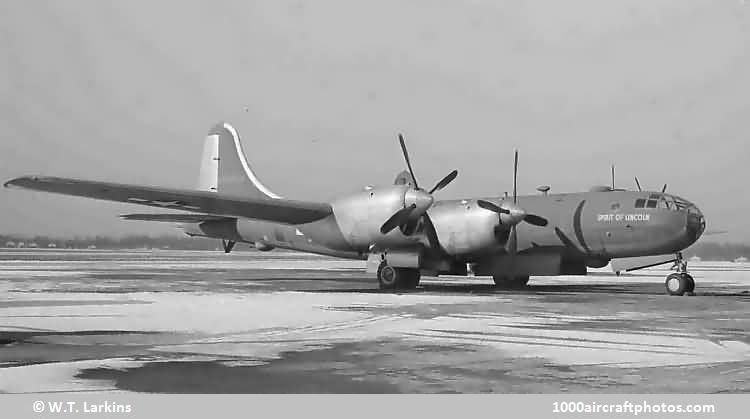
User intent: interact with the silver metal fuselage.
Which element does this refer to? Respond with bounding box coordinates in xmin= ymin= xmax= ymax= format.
xmin=182 ymin=185 xmax=704 ymax=266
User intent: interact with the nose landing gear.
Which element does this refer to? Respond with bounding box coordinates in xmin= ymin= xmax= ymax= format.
xmin=665 ymin=253 xmax=695 ymax=296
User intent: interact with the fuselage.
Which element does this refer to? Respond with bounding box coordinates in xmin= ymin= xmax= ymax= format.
xmin=182 ymin=185 xmax=705 ymax=267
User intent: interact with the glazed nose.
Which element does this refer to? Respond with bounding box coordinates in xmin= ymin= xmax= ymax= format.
xmin=686 ymin=207 xmax=705 ymax=243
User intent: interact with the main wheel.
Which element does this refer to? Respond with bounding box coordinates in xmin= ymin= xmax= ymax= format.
xmin=377 ymin=262 xmax=419 ymax=290
xmin=493 ymin=275 xmax=530 ymax=289
xmin=665 ymin=273 xmax=688 ymax=296
xmin=377 ymin=262 xmax=399 ymax=290
xmin=682 ymin=273 xmax=695 ymax=294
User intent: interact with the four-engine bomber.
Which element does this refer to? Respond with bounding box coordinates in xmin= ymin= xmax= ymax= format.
xmin=5 ymin=122 xmax=705 ymax=295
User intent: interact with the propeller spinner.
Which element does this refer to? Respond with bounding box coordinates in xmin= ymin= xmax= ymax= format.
xmin=380 ymin=135 xmax=458 ymax=235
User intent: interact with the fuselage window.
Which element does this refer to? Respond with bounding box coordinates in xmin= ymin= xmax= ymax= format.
xmin=635 ymin=198 xmax=646 ymax=208
xmin=646 ymin=200 xmax=658 ymax=208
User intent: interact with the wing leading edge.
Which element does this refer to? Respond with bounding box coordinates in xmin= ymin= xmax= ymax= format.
xmin=4 ymin=176 xmax=332 ymax=225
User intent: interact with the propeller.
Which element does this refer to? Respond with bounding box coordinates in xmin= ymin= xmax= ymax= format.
xmin=476 ymin=150 xmax=549 ymax=280
xmin=477 ymin=150 xmax=549 ymax=229
xmin=379 ymin=135 xmax=458 ymax=236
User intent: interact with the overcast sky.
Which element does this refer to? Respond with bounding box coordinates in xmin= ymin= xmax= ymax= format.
xmin=1 ymin=0 xmax=749 ymax=241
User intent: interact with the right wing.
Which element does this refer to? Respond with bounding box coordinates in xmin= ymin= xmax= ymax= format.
xmin=5 ymin=176 xmax=332 ymax=225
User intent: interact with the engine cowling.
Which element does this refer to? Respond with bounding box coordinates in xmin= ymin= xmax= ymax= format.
xmin=428 ymin=200 xmax=501 ymax=256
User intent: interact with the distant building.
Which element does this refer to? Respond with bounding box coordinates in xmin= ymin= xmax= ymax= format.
xmin=28 ymin=242 xmax=39 ymax=248
xmin=688 ymin=255 xmax=702 ymax=263
xmin=47 ymin=243 xmax=57 ymax=248
xmin=87 ymin=245 xmax=97 ymax=250
xmin=17 ymin=242 xmax=25 ymax=248
xmin=4 ymin=241 xmax=16 ymax=248
xmin=734 ymin=256 xmax=748 ymax=263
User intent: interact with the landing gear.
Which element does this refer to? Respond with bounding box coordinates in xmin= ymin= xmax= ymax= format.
xmin=665 ymin=252 xmax=695 ymax=296
xmin=377 ymin=262 xmax=420 ymax=290
xmin=222 ymin=240 xmax=236 ymax=253
xmin=493 ymin=275 xmax=530 ymax=289
xmin=666 ymin=273 xmax=694 ymax=296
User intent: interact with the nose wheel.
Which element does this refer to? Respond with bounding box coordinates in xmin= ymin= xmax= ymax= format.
xmin=665 ymin=253 xmax=695 ymax=296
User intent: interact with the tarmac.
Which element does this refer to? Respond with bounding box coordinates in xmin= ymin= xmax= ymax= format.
xmin=0 ymin=249 xmax=748 ymax=393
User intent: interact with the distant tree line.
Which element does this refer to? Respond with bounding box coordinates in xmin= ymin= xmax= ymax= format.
xmin=0 ymin=233 xmax=223 ymax=251
xmin=1 ymin=233 xmax=748 ymax=260
xmin=683 ymin=241 xmax=750 ymax=261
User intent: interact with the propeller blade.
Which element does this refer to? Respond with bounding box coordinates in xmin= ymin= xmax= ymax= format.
xmin=661 ymin=183 xmax=667 ymax=193
xmin=477 ymin=200 xmax=510 ymax=214
xmin=398 ymin=134 xmax=419 ymax=190
xmin=422 ymin=213 xmax=443 ymax=254
xmin=634 ymin=176 xmax=642 ymax=191
xmin=523 ymin=214 xmax=549 ymax=227
xmin=507 ymin=225 xmax=518 ymax=279
xmin=513 ymin=150 xmax=518 ymax=204
xmin=380 ymin=204 xmax=416 ymax=234
xmin=429 ymin=170 xmax=458 ymax=194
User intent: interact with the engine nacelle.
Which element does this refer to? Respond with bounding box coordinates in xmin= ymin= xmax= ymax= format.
xmin=331 ymin=185 xmax=423 ymax=250
xmin=428 ymin=200 xmax=500 ymax=256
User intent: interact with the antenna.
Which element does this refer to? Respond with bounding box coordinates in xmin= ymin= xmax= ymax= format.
xmin=611 ymin=165 xmax=615 ymax=190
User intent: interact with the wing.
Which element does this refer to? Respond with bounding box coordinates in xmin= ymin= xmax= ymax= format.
xmin=5 ymin=176 xmax=332 ymax=225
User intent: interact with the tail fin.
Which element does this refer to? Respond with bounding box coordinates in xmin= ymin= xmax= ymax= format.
xmin=198 ymin=122 xmax=281 ymax=199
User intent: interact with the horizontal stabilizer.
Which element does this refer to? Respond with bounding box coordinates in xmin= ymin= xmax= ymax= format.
xmin=120 ymin=213 xmax=233 ymax=223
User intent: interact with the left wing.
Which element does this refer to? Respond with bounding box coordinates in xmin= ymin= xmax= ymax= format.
xmin=4 ymin=176 xmax=332 ymax=225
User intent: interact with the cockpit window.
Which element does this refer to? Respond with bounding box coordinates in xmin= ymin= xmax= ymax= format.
xmin=635 ymin=198 xmax=645 ymax=208
xmin=646 ymin=199 xmax=657 ymax=208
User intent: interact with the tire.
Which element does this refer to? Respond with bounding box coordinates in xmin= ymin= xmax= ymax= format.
xmin=682 ymin=273 xmax=695 ymax=293
xmin=377 ymin=262 xmax=399 ymax=290
xmin=378 ymin=263 xmax=419 ymax=290
xmin=665 ymin=273 xmax=687 ymax=296
xmin=493 ymin=275 xmax=530 ymax=289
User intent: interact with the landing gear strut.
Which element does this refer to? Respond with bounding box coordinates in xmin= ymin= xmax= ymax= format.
xmin=377 ymin=262 xmax=420 ymax=290
xmin=222 ymin=240 xmax=236 ymax=254
xmin=665 ymin=252 xmax=695 ymax=296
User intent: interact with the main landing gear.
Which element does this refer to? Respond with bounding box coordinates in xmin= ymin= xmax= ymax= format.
xmin=377 ymin=261 xmax=420 ymax=290
xmin=222 ymin=240 xmax=236 ymax=254
xmin=665 ymin=253 xmax=695 ymax=296
xmin=492 ymin=275 xmax=530 ymax=289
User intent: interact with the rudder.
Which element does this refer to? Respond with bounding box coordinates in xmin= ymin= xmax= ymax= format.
xmin=201 ymin=122 xmax=281 ymax=199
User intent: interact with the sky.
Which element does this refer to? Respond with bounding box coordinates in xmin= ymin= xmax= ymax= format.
xmin=1 ymin=0 xmax=749 ymax=241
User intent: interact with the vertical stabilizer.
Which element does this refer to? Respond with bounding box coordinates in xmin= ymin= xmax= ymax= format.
xmin=204 ymin=122 xmax=281 ymax=199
